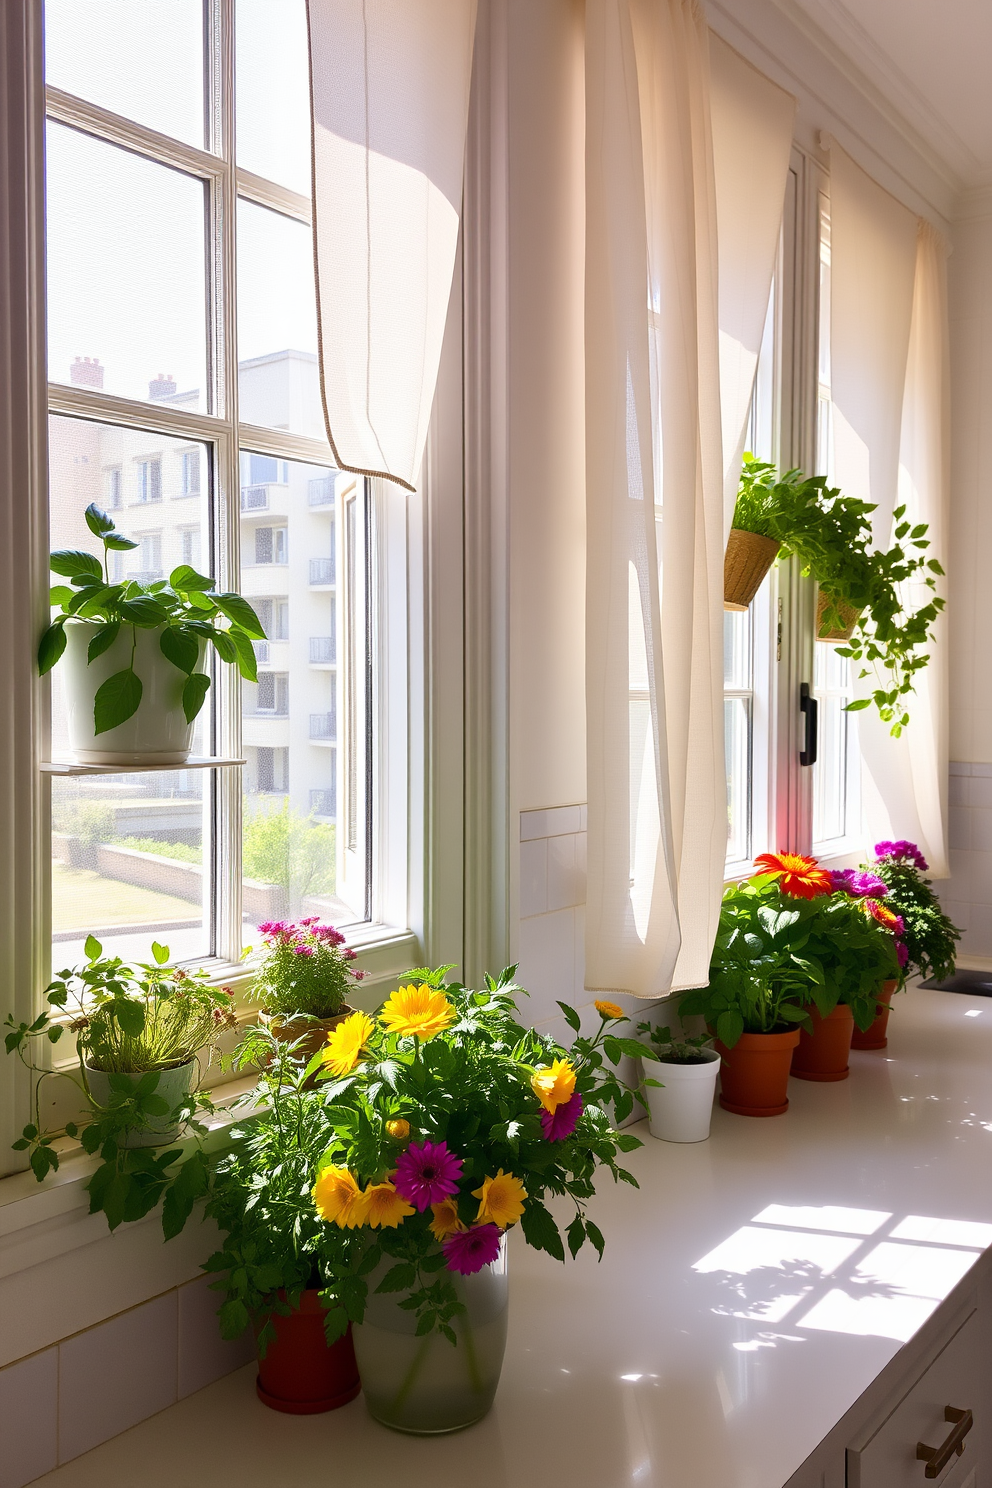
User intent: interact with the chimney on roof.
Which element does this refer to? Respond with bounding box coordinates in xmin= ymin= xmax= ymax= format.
xmin=70 ymin=356 xmax=104 ymax=389
xmin=148 ymin=372 xmax=177 ymax=400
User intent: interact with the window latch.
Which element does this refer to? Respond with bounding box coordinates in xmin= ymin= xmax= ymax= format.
xmin=799 ymin=682 xmax=818 ymax=767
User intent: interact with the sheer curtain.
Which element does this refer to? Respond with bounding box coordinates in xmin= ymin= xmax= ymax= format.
xmin=307 ymin=0 xmax=477 ymax=491
xmin=828 ymin=145 xmax=949 ymax=874
xmin=710 ymin=36 xmax=796 ymax=523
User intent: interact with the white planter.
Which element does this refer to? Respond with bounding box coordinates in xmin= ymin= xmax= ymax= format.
xmin=640 ymin=1046 xmax=721 ymax=1143
xmin=84 ymin=1059 xmax=196 ymax=1147
xmin=62 ymin=620 xmax=206 ymax=765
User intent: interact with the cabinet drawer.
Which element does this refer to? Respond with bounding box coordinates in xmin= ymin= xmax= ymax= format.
xmin=848 ymin=1309 xmax=984 ymax=1488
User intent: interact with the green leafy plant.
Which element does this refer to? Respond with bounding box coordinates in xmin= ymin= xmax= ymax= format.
xmin=734 ymin=456 xmax=944 ymax=734
xmin=243 ymin=802 xmax=336 ymax=902
xmin=868 ymin=840 xmax=960 ymax=984
xmin=39 ymin=503 xmax=266 ymax=734
xmin=250 ymin=918 xmax=367 ymax=1022
xmin=635 ymin=1022 xmax=712 ymax=1064
xmin=3 ymin=936 xmax=236 ymax=1230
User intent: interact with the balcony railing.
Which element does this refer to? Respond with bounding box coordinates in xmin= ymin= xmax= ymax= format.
xmin=241 ymin=484 xmax=269 ymax=511
xmin=309 ymin=557 xmax=335 ymax=586
xmin=309 ymin=636 xmax=334 ymax=664
xmin=310 ymin=787 xmax=335 ymax=818
xmin=308 ymin=476 xmax=334 ymax=507
xmin=309 ymin=712 xmax=335 ymax=740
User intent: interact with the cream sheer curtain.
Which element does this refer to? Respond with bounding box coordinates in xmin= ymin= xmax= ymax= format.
xmin=584 ymin=0 xmax=725 ymax=998
xmin=828 ymin=146 xmax=950 ymax=874
xmin=710 ymin=36 xmax=796 ymax=523
xmin=307 ymin=0 xmax=477 ymax=491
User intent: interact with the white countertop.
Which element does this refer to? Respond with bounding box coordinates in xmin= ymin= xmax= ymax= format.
xmin=35 ymin=987 xmax=992 ymax=1488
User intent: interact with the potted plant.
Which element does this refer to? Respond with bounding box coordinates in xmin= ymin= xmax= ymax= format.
xmin=39 ymin=503 xmax=265 ymax=764
xmin=727 ymin=458 xmax=944 ymax=734
xmin=250 ymin=918 xmax=368 ymax=1065
xmin=4 ymin=935 xmax=236 ymax=1230
xmin=849 ymin=841 xmax=961 ymax=1050
xmin=305 ymin=968 xmax=642 ymax=1434
xmin=200 ymin=1030 xmax=362 ymax=1414
xmin=634 ymin=1022 xmax=720 ymax=1143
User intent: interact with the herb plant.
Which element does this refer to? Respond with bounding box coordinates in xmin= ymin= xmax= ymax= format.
xmin=635 ymin=1022 xmax=712 ymax=1064
xmin=251 ymin=918 xmax=367 ymax=1021
xmin=734 ymin=456 xmax=944 ymax=735
xmin=868 ymin=840 xmax=960 ymax=984
xmin=39 ymin=503 xmax=265 ymax=734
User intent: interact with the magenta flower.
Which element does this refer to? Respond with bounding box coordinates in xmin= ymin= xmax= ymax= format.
xmin=443 ymin=1224 xmax=502 ymax=1275
xmin=833 ymin=869 xmax=888 ymax=899
xmin=540 ymin=1090 xmax=584 ymax=1142
xmin=875 ymin=840 xmax=928 ymax=871
xmin=896 ymin=940 xmax=909 ymax=968
xmin=394 ymin=1140 xmax=464 ymax=1211
xmin=293 ymin=945 xmax=315 ymax=957
xmin=300 ymin=916 xmax=319 ymax=926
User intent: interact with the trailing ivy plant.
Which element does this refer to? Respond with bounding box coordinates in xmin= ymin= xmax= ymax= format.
xmin=38 ymin=503 xmax=265 ymax=734
xmin=734 ymin=456 xmax=944 ymax=735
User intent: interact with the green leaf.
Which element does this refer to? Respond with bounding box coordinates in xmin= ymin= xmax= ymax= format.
xmin=84 ymin=934 xmax=102 ymax=961
xmin=93 ymin=668 xmax=142 ymax=733
xmin=182 ymin=671 xmax=211 ymax=724
xmin=375 ymin=1263 xmax=417 ymax=1293
xmin=161 ymin=1151 xmax=209 ymax=1240
xmin=520 ymin=1200 xmax=566 ymax=1262
xmin=116 ymin=596 xmax=167 ymax=626
xmin=151 ymin=941 xmax=170 ymax=965
xmin=567 ymin=1213 xmax=586 ymax=1259
xmin=160 ymin=626 xmax=200 ymax=675
xmin=87 ymin=621 xmax=120 ymax=663
xmin=715 ymin=1009 xmax=744 ymax=1048
xmin=585 ymin=1219 xmax=606 ymax=1260
xmin=50 ymin=585 xmax=73 ymax=607
xmin=103 ymin=532 xmax=139 ymax=551
xmin=84 ymin=503 xmax=116 ymax=538
xmin=170 ymin=565 xmax=216 ymax=594
xmin=227 ymin=627 xmax=258 ymax=683
xmin=218 ymin=1299 xmax=251 ymax=1339
xmin=209 ymin=630 xmax=237 ymax=665
xmin=113 ymin=998 xmax=146 ymax=1036
xmin=50 ymin=549 xmax=102 ymax=581
xmin=37 ymin=621 xmax=67 ymax=675
xmin=844 ymin=698 xmax=871 ymax=712
xmin=556 ymin=1001 xmax=582 ymax=1034
xmin=214 ymin=593 xmax=266 ymax=639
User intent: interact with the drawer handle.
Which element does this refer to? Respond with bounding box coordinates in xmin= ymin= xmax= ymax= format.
xmin=917 ymin=1406 xmax=973 ymax=1479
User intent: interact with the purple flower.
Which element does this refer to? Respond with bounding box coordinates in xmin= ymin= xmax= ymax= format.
xmin=299 ymin=916 xmax=319 ymax=926
xmin=540 ymin=1090 xmax=584 ymax=1142
xmin=394 ymin=1140 xmax=464 ymax=1211
xmin=293 ymin=945 xmax=315 ymax=957
xmin=875 ymin=840 xmax=928 ymax=872
xmin=258 ymin=921 xmax=286 ymax=937
xmin=443 ymin=1224 xmax=502 ymax=1275
xmin=829 ymin=869 xmax=854 ymax=893
xmin=896 ymin=940 xmax=909 ymax=968
xmin=836 ymin=870 xmax=889 ymax=899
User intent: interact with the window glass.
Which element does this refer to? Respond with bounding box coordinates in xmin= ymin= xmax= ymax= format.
xmin=235 ymin=0 xmax=312 ymax=195
xmin=46 ymin=123 xmax=208 ymax=410
xmin=45 ymin=0 xmax=206 ymax=149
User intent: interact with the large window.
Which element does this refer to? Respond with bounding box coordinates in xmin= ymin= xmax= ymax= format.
xmin=44 ymin=0 xmax=371 ymax=973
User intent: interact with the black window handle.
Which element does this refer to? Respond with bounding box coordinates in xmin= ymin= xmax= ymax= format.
xmin=800 ymin=682 xmax=818 ymax=767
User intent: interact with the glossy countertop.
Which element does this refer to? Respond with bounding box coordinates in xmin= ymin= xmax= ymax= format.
xmin=35 ymin=988 xmax=992 ymax=1488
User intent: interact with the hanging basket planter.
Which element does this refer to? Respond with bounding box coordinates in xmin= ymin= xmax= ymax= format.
xmin=724 ymin=528 xmax=780 ymax=612
xmin=816 ymin=590 xmax=861 ymax=643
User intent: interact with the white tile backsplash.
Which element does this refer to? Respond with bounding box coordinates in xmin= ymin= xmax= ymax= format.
xmin=971 ymin=776 xmax=992 ymax=809
xmin=177 ymin=1277 xmax=254 ymax=1399
xmin=547 ymin=832 xmax=585 ymax=911
xmin=0 ymin=1349 xmax=58 ymax=1488
xmin=938 ymin=765 xmax=992 ymax=964
xmin=520 ymin=805 xmax=583 ymax=840
xmin=517 ymin=908 xmax=577 ymax=1025
xmin=519 ymin=836 xmax=549 ymax=917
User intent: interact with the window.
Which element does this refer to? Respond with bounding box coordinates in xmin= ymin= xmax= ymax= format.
xmin=43 ymin=0 xmax=375 ymax=976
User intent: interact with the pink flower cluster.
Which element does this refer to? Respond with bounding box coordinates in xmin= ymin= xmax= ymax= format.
xmin=874 ymin=839 xmax=928 ymax=872
xmin=830 ymin=869 xmax=889 ymax=899
xmin=257 ymin=919 xmax=360 ymax=962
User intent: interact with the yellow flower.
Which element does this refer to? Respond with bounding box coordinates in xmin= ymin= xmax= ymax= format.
xmin=386 ymin=1118 xmax=410 ymax=1140
xmin=473 ymin=1169 xmax=528 ymax=1229
xmin=429 ymin=1198 xmax=467 ymax=1241
xmin=313 ymin=1165 xmax=369 ymax=1229
xmin=362 ymin=1179 xmax=415 ymax=1229
xmin=323 ymin=1010 xmax=375 ymax=1077
xmin=531 ymin=1057 xmax=577 ymax=1114
xmin=595 ymin=1000 xmax=625 ymax=1020
xmin=379 ymin=984 xmax=456 ymax=1041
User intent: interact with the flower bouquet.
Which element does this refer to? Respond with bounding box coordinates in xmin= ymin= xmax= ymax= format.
xmin=306 ymin=966 xmax=642 ymax=1433
xmin=250 ymin=917 xmax=368 ymax=1066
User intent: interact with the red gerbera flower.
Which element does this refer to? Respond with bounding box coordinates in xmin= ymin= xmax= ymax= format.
xmin=753 ymin=851 xmax=832 ymax=900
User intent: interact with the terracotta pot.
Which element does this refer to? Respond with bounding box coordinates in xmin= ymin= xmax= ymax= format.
xmin=258 ymin=1005 xmax=355 ymax=1080
xmin=255 ymin=1289 xmax=361 ymax=1414
xmin=715 ymin=1029 xmax=800 ymax=1117
xmin=816 ymin=590 xmax=861 ymax=642
xmin=851 ymin=979 xmax=898 ymax=1051
xmin=724 ymin=528 xmax=781 ymax=611
xmin=792 ymin=1003 xmax=854 ymax=1082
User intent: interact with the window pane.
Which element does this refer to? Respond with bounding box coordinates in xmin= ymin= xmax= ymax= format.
xmin=240 ymin=456 xmax=367 ymax=940
xmin=235 ymin=0 xmax=312 ymax=195
xmin=812 ymin=641 xmax=859 ymax=847
xmin=725 ymin=697 xmax=751 ymax=865
xmin=44 ymin=0 xmax=206 ymax=149
xmin=47 ymin=123 xmax=208 ymax=410
xmin=237 ymin=200 xmax=322 ymax=438
xmin=724 ymin=610 xmax=751 ymax=689
xmin=48 ymin=415 xmax=213 ymax=963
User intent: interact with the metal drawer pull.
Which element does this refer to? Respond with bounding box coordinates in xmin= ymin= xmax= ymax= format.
xmin=917 ymin=1406 xmax=973 ymax=1479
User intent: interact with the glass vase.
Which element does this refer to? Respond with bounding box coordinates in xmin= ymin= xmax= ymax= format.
xmin=353 ymin=1239 xmax=508 ymax=1434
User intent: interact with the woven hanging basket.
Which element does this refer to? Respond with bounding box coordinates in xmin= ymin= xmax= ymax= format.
xmin=724 ymin=528 xmax=781 ymax=612
xmin=816 ymin=589 xmax=861 ymax=642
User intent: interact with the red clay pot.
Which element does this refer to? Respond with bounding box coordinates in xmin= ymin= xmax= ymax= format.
xmin=255 ymin=1289 xmax=361 ymax=1414
xmin=716 ymin=1029 xmax=801 ymax=1116
xmin=851 ymin=980 xmax=897 ymax=1051
xmin=791 ymin=1003 xmax=854 ymax=1082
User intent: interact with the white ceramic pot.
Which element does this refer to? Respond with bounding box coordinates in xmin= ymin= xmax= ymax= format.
xmin=84 ymin=1060 xmax=196 ymax=1147
xmin=62 ymin=620 xmax=206 ymax=765
xmin=640 ymin=1046 xmax=721 ymax=1143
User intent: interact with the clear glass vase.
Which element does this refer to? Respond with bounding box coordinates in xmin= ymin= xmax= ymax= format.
xmin=353 ymin=1239 xmax=508 ymax=1434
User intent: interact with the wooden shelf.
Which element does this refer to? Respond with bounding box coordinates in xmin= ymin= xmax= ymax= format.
xmin=40 ymin=756 xmax=245 ymax=777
